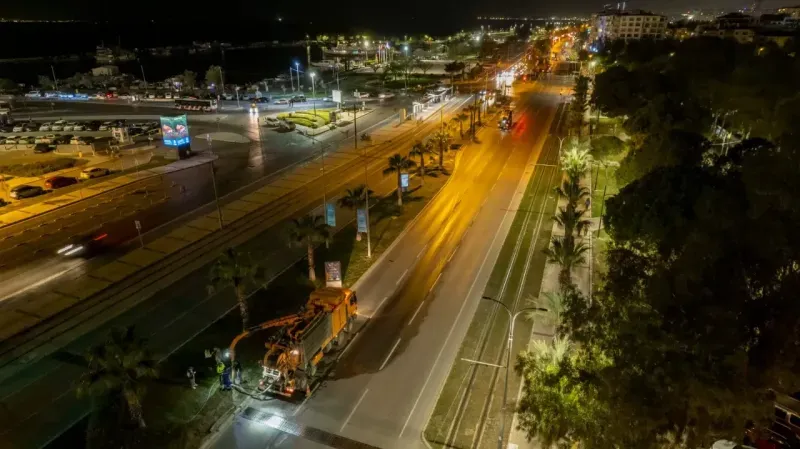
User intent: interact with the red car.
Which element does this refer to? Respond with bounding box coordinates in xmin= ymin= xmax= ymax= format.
xmin=44 ymin=176 xmax=78 ymax=189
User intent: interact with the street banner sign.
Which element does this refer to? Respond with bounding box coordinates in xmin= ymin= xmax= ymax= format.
xmin=357 ymin=208 xmax=367 ymax=233
xmin=325 ymin=261 xmax=342 ymax=287
xmin=134 ymin=220 xmax=141 ymax=231
xmin=325 ymin=203 xmax=336 ymax=227
xmin=332 ymin=90 xmax=342 ymax=104
xmin=401 ymin=173 xmax=409 ymax=191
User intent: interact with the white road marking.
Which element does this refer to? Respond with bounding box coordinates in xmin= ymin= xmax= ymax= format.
xmin=380 ymin=338 xmax=402 ymax=371
xmin=376 ymin=295 xmax=389 ymax=313
xmin=338 ymin=331 xmax=361 ymax=360
xmin=447 ymin=245 xmax=460 ymax=263
xmin=408 ymin=301 xmax=425 ymax=326
xmin=396 ymin=269 xmax=409 ymax=285
xmin=416 ymin=244 xmax=429 ymax=259
xmin=340 ymin=388 xmax=369 ymax=432
xmin=429 ymin=273 xmax=442 ymax=292
xmin=0 ymin=267 xmax=73 ymax=303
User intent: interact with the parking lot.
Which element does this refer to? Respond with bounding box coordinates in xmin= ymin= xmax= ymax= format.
xmin=0 ymin=118 xmax=160 ymax=149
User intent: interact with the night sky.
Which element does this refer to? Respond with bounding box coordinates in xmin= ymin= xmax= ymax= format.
xmin=0 ymin=0 xmax=794 ymax=25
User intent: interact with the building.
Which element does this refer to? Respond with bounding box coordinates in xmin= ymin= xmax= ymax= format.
xmin=592 ymin=9 xmax=668 ymax=42
xmin=91 ymin=65 xmax=120 ymax=77
xmin=699 ymin=27 xmax=756 ymax=43
xmin=777 ymin=5 xmax=800 ymax=18
xmin=715 ymin=12 xmax=756 ymax=28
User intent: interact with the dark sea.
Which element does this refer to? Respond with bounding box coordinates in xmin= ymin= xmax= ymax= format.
xmin=0 ymin=17 xmax=496 ymax=86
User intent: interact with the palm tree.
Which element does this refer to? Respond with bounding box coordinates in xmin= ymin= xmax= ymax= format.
xmin=456 ymin=112 xmax=469 ymax=138
xmin=431 ymin=129 xmax=451 ymax=169
xmin=529 ymin=336 xmax=572 ymax=366
xmin=409 ymin=141 xmax=431 ymax=179
xmin=543 ymin=236 xmax=589 ymax=288
xmin=288 ymin=215 xmax=330 ymax=282
xmin=553 ymin=205 xmax=592 ymax=239
xmin=466 ymin=105 xmax=477 ymax=136
xmin=208 ymin=248 xmax=258 ymax=329
xmin=383 ymin=153 xmax=416 ymax=206
xmin=337 ymin=184 xmax=373 ymax=211
xmin=560 ymin=145 xmax=592 ymax=183
xmin=554 ymin=179 xmax=590 ymax=208
xmin=77 ymin=326 xmax=158 ymax=429
xmin=526 ymin=291 xmax=566 ymax=329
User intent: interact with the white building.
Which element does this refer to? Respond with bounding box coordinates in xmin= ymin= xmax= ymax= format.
xmin=592 ymin=9 xmax=668 ymax=42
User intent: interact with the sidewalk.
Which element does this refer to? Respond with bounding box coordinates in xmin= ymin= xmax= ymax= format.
xmin=0 ymin=149 xmax=214 ymax=228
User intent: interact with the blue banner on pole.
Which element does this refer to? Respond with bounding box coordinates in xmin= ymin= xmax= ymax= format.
xmin=325 ymin=203 xmax=336 ymax=227
xmin=357 ymin=208 xmax=367 ymax=233
xmin=401 ymin=173 xmax=409 ymax=191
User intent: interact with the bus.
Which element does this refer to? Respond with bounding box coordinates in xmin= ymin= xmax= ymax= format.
xmin=175 ymin=98 xmax=217 ymax=112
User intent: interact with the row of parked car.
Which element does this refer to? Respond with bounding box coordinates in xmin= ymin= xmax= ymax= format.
xmin=0 ymin=134 xmax=97 ymax=146
xmin=8 ymin=167 xmax=111 ymax=199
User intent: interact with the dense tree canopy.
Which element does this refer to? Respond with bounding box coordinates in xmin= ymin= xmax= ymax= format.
xmin=516 ymin=36 xmax=800 ymax=449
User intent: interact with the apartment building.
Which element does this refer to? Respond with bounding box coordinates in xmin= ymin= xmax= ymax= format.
xmin=592 ymin=9 xmax=669 ymax=42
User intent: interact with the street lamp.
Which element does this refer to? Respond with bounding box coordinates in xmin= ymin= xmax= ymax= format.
xmin=478 ymin=295 xmax=548 ymax=449
xmin=310 ymin=72 xmax=317 ymax=116
xmin=294 ymin=62 xmax=301 ymax=92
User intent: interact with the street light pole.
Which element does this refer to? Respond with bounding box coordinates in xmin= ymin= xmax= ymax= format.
xmin=480 ymin=296 xmax=547 ymax=449
xmin=310 ymin=73 xmax=317 ymax=116
xmin=295 ymin=62 xmax=301 ymax=92
xmin=209 ymin=161 xmax=223 ymax=229
xmin=140 ymin=63 xmax=148 ymax=94
xmin=354 ymin=103 xmax=371 ymax=258
xmin=289 ymin=67 xmax=295 ymax=92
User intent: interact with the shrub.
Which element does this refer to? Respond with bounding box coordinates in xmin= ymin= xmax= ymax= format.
xmin=0 ymin=157 xmax=85 ymax=177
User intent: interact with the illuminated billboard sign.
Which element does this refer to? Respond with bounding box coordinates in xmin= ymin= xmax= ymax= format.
xmin=160 ymin=115 xmax=190 ymax=146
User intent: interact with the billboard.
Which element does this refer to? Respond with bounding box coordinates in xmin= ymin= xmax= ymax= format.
xmin=357 ymin=208 xmax=367 ymax=233
xmin=325 ymin=203 xmax=336 ymax=227
xmin=324 ymin=261 xmax=342 ymax=288
xmin=160 ymin=115 xmax=190 ymax=146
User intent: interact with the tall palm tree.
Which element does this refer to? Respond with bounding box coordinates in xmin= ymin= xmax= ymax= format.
xmin=456 ymin=112 xmax=469 ymax=138
xmin=337 ymin=184 xmax=373 ymax=211
xmin=529 ymin=336 xmax=572 ymax=366
xmin=554 ymin=179 xmax=590 ymax=208
xmin=553 ymin=205 xmax=592 ymax=239
xmin=543 ymin=236 xmax=589 ymax=288
xmin=208 ymin=248 xmax=258 ymax=330
xmin=431 ymin=129 xmax=451 ymax=169
xmin=77 ymin=326 xmax=158 ymax=429
xmin=561 ymin=146 xmax=592 ymax=184
xmin=288 ymin=215 xmax=330 ymax=282
xmin=526 ymin=291 xmax=566 ymax=328
xmin=466 ymin=105 xmax=477 ymax=136
xmin=409 ymin=141 xmax=431 ymax=179
xmin=383 ymin=153 xmax=416 ymax=206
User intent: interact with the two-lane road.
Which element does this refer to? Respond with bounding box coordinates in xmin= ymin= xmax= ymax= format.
xmin=208 ymin=79 xmax=567 ymax=449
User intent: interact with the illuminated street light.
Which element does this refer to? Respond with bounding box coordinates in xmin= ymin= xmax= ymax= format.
xmin=310 ymin=72 xmax=317 ymax=116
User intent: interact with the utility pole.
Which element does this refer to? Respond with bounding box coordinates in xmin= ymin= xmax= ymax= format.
xmin=354 ymin=104 xmax=371 ymax=258
xmin=50 ymin=65 xmax=59 ymax=91
xmin=209 ymin=161 xmax=223 ymax=229
xmin=140 ymin=63 xmax=148 ymax=94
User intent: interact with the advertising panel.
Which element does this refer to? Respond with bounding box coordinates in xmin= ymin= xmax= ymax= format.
xmin=160 ymin=115 xmax=190 ymax=146
xmin=325 ymin=203 xmax=336 ymax=227
xmin=357 ymin=208 xmax=367 ymax=233
xmin=324 ymin=261 xmax=342 ymax=288
xmin=401 ymin=173 xmax=409 ymax=191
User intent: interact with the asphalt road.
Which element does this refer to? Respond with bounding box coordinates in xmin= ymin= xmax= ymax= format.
xmin=0 ymin=94 xmax=473 ymax=449
xmin=205 ymin=79 xmax=567 ymax=449
xmin=0 ymin=103 xmax=397 ymax=308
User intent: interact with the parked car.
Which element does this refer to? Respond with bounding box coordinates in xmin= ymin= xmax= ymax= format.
xmin=34 ymin=134 xmax=58 ymax=144
xmin=39 ymin=122 xmax=52 ymax=132
xmin=4 ymin=136 xmax=19 ymax=145
xmin=25 ymin=91 xmax=41 ymax=98
xmin=291 ymin=95 xmax=307 ymax=102
xmin=98 ymin=121 xmax=113 ymax=131
xmin=9 ymin=185 xmax=45 ymax=199
xmin=44 ymin=176 xmax=77 ymax=189
xmin=18 ymin=136 xmax=35 ymax=145
xmin=54 ymin=134 xmax=73 ymax=144
xmin=80 ymin=167 xmax=110 ymax=179
xmin=264 ymin=117 xmax=281 ymax=127
xmin=274 ymin=98 xmax=289 ymax=105
xmin=71 ymin=123 xmax=85 ymax=131
xmin=12 ymin=124 xmax=24 ymax=132
xmin=62 ymin=122 xmax=76 ymax=131
xmin=378 ymin=92 xmax=395 ymax=99
xmin=85 ymin=121 xmax=101 ymax=131
xmin=33 ymin=143 xmax=54 ymax=154
xmin=0 ymin=137 xmax=6 ymax=145
xmin=50 ymin=120 xmax=66 ymax=131
xmin=70 ymin=136 xmax=95 ymax=145
xmin=22 ymin=123 xmax=38 ymax=132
